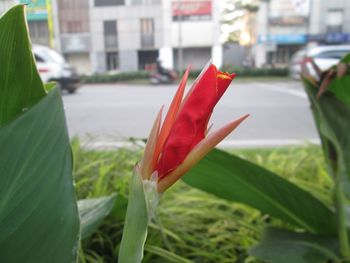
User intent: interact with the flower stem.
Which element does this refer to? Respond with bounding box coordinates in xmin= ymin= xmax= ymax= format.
xmin=334 ymin=180 xmax=350 ymax=260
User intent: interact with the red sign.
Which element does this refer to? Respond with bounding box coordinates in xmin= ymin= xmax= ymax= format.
xmin=172 ymin=0 xmax=212 ymax=20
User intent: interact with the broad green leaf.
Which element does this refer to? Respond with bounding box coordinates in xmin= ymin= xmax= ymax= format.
xmin=183 ymin=149 xmax=337 ymax=234
xmin=118 ymin=172 xmax=149 ymax=263
xmin=303 ymin=77 xmax=350 ymax=196
xmin=0 ymin=88 xmax=80 ymax=262
xmin=328 ymin=51 xmax=350 ymax=106
xmin=328 ymin=76 xmax=350 ymax=107
xmin=78 ymin=194 xmax=117 ymax=239
xmin=340 ymin=53 xmax=350 ymax=63
xmin=249 ymin=228 xmax=340 ymax=263
xmin=0 ymin=5 xmax=45 ymax=125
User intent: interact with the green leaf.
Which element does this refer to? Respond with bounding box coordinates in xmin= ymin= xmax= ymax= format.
xmin=340 ymin=53 xmax=350 ymax=63
xmin=0 ymin=5 xmax=46 ymax=125
xmin=78 ymin=194 xmax=117 ymax=239
xmin=0 ymin=5 xmax=79 ymax=262
xmin=182 ymin=149 xmax=337 ymax=234
xmin=328 ymin=76 xmax=350 ymax=107
xmin=118 ymin=172 xmax=149 ymax=263
xmin=0 ymin=88 xmax=80 ymax=262
xmin=249 ymin=228 xmax=340 ymax=263
xmin=303 ymin=77 xmax=350 ymax=197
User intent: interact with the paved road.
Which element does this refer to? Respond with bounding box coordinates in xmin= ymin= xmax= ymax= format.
xmin=62 ymin=80 xmax=319 ymax=148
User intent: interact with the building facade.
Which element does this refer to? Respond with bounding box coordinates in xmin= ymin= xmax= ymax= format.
xmin=2 ymin=0 xmax=223 ymax=73
xmin=88 ymin=0 xmax=223 ymax=73
xmin=255 ymin=0 xmax=309 ymax=67
xmin=169 ymin=0 xmax=223 ymax=70
xmin=56 ymin=0 xmax=91 ymax=73
xmin=308 ymin=0 xmax=350 ymax=45
xmin=89 ymin=0 xmax=163 ymax=73
xmin=255 ymin=0 xmax=350 ymax=67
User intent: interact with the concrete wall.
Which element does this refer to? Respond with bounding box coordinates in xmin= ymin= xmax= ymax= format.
xmin=89 ymin=2 xmax=163 ymax=72
xmin=222 ymin=44 xmax=247 ymax=67
xmin=309 ymin=0 xmax=350 ymax=34
xmin=173 ymin=47 xmax=211 ymax=70
xmin=171 ymin=21 xmax=213 ymax=47
xmin=119 ymin=50 xmax=138 ymax=71
xmin=66 ymin=53 xmax=91 ymax=74
xmin=88 ymin=0 xmax=223 ymax=72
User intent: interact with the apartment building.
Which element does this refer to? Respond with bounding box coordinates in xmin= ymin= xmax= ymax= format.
xmin=255 ymin=0 xmax=309 ymax=67
xmin=89 ymin=0 xmax=222 ymax=73
xmin=89 ymin=0 xmax=163 ymax=72
xmin=255 ymin=0 xmax=350 ymax=67
xmin=169 ymin=0 xmax=222 ymax=70
xmin=308 ymin=0 xmax=350 ymax=44
xmin=56 ymin=0 xmax=91 ymax=73
xmin=2 ymin=0 xmax=223 ymax=73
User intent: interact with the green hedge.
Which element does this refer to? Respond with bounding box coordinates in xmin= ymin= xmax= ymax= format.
xmin=188 ymin=66 xmax=288 ymax=79
xmin=220 ymin=65 xmax=289 ymax=77
xmin=81 ymin=71 xmax=149 ymax=83
xmin=81 ymin=67 xmax=288 ymax=83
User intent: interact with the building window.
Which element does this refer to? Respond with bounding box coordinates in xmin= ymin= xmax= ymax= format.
xmin=95 ymin=0 xmax=124 ymax=6
xmin=138 ymin=50 xmax=158 ymax=70
xmin=58 ymin=0 xmax=90 ymax=34
xmin=67 ymin=21 xmax=83 ymax=33
xmin=140 ymin=18 xmax=154 ymax=48
xmin=27 ymin=20 xmax=50 ymax=46
xmin=326 ymin=9 xmax=343 ymax=33
xmin=106 ymin=52 xmax=119 ymax=70
xmin=104 ymin=20 xmax=118 ymax=49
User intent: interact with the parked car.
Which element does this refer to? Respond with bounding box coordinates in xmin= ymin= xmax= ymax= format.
xmin=289 ymin=45 xmax=350 ymax=80
xmin=33 ymin=45 xmax=80 ymax=93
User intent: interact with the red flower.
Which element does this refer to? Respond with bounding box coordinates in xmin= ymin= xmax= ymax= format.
xmin=138 ymin=64 xmax=248 ymax=192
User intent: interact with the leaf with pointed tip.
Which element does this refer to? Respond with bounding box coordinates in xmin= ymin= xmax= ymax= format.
xmin=78 ymin=195 xmax=117 ymax=239
xmin=118 ymin=172 xmax=149 ymax=263
xmin=182 ymin=149 xmax=337 ymax=234
xmin=0 ymin=6 xmax=80 ymax=262
xmin=303 ymin=77 xmax=350 ymax=197
xmin=0 ymin=5 xmax=45 ymax=125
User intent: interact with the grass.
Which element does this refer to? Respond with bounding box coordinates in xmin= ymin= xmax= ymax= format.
xmin=72 ymin=140 xmax=331 ymax=263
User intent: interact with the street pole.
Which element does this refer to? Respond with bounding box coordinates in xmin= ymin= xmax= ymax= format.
xmin=177 ymin=0 xmax=183 ymax=75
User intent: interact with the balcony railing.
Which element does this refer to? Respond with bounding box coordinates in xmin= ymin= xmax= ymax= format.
xmin=61 ymin=33 xmax=91 ymax=53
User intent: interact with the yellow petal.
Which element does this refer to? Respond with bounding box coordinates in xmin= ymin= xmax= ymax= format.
xmin=157 ymin=114 xmax=249 ymax=192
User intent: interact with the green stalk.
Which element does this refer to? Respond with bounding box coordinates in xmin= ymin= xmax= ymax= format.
xmin=334 ymin=179 xmax=350 ymax=261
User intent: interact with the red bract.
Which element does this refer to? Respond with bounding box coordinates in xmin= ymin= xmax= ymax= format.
xmin=138 ymin=64 xmax=248 ymax=192
xmin=157 ymin=65 xmax=234 ymax=177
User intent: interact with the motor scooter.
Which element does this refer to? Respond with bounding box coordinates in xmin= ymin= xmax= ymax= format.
xmin=150 ymin=69 xmax=178 ymax=85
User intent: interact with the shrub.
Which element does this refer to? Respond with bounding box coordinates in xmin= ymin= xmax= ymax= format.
xmin=81 ymin=67 xmax=288 ymax=84
xmin=81 ymin=71 xmax=150 ymax=83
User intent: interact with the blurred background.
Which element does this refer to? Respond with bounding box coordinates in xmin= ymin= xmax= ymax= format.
xmin=2 ymin=0 xmax=347 ymax=73
xmin=0 ymin=0 xmax=349 ymax=147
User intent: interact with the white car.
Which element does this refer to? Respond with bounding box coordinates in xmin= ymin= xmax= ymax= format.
xmin=289 ymin=45 xmax=350 ymax=80
xmin=33 ymin=45 xmax=80 ymax=93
